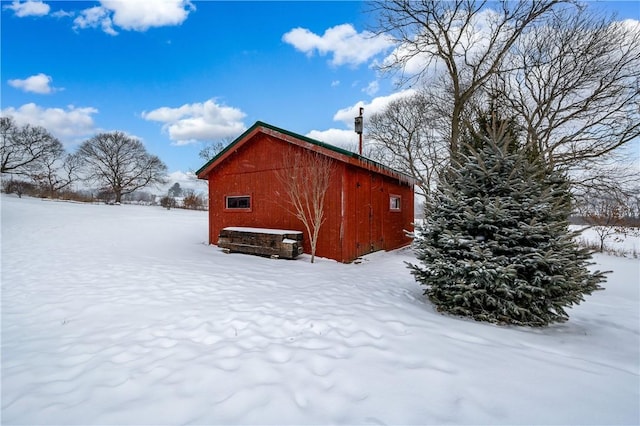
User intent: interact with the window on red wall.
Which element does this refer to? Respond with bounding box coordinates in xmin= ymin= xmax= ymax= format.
xmin=225 ymin=195 xmax=251 ymax=211
xmin=389 ymin=194 xmax=402 ymax=211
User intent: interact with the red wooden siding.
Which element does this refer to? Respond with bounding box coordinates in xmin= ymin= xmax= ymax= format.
xmin=199 ymin=123 xmax=414 ymax=263
xmin=341 ymin=165 xmax=414 ymax=261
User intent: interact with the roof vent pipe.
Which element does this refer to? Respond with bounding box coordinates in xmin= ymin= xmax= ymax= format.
xmin=354 ymin=107 xmax=364 ymax=155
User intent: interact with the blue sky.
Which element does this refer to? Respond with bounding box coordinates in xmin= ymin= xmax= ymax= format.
xmin=2 ymin=0 xmax=639 ymax=175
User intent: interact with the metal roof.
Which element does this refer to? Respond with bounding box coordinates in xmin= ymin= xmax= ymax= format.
xmin=196 ymin=120 xmax=417 ymax=186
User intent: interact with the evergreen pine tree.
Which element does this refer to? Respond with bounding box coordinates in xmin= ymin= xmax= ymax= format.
xmin=409 ymin=115 xmax=605 ymax=327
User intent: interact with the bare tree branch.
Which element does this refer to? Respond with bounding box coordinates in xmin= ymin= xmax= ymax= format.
xmin=369 ymin=0 xmax=564 ymax=154
xmin=365 ymin=91 xmax=448 ymax=201
xmin=30 ymin=151 xmax=81 ymax=198
xmin=1 ymin=116 xmax=64 ymax=176
xmin=367 ymin=1 xmax=638 ymax=202
xmin=199 ymin=136 xmax=235 ymax=161
xmin=495 ymin=8 xmax=640 ymax=171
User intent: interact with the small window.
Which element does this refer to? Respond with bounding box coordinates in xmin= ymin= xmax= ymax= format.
xmin=225 ymin=195 xmax=251 ymax=210
xmin=389 ymin=195 xmax=402 ymax=212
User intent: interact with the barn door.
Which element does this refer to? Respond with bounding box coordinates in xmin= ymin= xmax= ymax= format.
xmin=355 ymin=173 xmax=372 ymax=258
xmin=355 ymin=173 xmax=385 ymax=258
xmin=370 ymin=175 xmax=384 ymax=252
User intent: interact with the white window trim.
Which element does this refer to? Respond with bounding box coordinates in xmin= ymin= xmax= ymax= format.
xmin=225 ymin=195 xmax=252 ymax=211
xmin=389 ymin=194 xmax=402 ymax=212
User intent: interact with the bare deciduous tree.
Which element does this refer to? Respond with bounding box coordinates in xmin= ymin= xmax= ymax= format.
xmin=1 ymin=116 xmax=65 ymax=176
xmin=369 ymin=1 xmax=639 ymax=203
xmin=578 ymin=191 xmax=632 ymax=253
xmin=275 ymin=148 xmax=335 ymax=263
xmin=182 ymin=189 xmax=206 ymax=210
xmin=495 ymin=7 xmax=640 ymax=178
xmin=77 ymin=132 xmax=167 ymax=204
xmin=366 ymin=91 xmax=448 ymax=201
xmin=31 ymin=151 xmax=81 ymax=198
xmin=2 ymin=178 xmax=36 ymax=198
xmin=370 ymin=0 xmax=562 ymax=155
xmin=160 ymin=195 xmax=176 ymax=210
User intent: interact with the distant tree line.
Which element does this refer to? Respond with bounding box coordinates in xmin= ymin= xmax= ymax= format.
xmin=159 ymin=182 xmax=207 ymax=210
xmin=0 ymin=116 xmax=206 ymax=210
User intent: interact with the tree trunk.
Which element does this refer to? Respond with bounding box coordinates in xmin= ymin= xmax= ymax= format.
xmin=450 ymin=103 xmax=463 ymax=159
xmin=310 ymin=243 xmax=316 ymax=263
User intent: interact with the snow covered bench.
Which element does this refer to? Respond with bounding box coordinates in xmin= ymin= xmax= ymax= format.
xmin=218 ymin=227 xmax=303 ymax=259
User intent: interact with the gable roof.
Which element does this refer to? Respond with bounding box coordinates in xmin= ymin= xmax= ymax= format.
xmin=196 ymin=121 xmax=417 ymax=185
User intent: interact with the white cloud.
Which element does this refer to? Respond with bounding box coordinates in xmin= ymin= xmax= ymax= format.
xmin=283 ymin=24 xmax=393 ymax=67
xmin=381 ymin=43 xmax=434 ymax=78
xmin=332 ymin=89 xmax=417 ymax=126
xmin=362 ymin=81 xmax=380 ymax=96
xmin=142 ymin=99 xmax=247 ymax=145
xmin=331 ymin=80 xmax=340 ymax=87
xmin=618 ymin=18 xmax=640 ymax=34
xmin=8 ymin=73 xmax=59 ymax=94
xmin=1 ymin=103 xmax=98 ymax=145
xmin=51 ymin=9 xmax=74 ymax=19
xmin=74 ymin=0 xmax=194 ymax=35
xmin=104 ymin=0 xmax=194 ymax=31
xmin=73 ymin=6 xmax=117 ymax=35
xmin=4 ymin=0 xmax=50 ymax=17
xmin=306 ymin=128 xmax=360 ymax=152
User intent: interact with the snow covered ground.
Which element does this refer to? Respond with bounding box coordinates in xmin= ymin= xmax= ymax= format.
xmin=2 ymin=195 xmax=638 ymax=425
xmin=573 ymin=225 xmax=640 ymax=258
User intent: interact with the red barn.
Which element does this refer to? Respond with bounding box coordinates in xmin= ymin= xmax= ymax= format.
xmin=196 ymin=121 xmax=415 ymax=263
